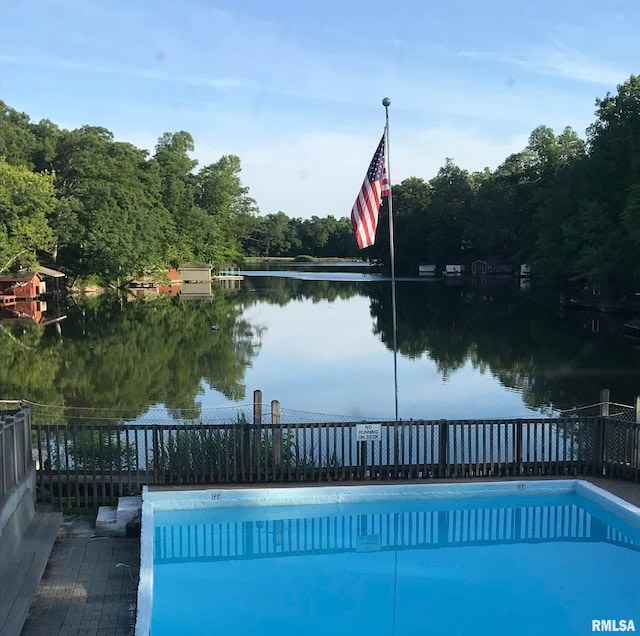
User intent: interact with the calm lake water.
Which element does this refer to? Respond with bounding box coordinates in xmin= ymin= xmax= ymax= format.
xmin=1 ymin=262 xmax=639 ymax=424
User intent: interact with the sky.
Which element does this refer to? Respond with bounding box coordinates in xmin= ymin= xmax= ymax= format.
xmin=1 ymin=0 xmax=638 ymax=219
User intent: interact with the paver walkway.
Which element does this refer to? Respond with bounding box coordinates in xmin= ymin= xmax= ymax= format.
xmin=20 ymin=517 xmax=138 ymax=636
xmin=1 ymin=512 xmax=61 ymax=636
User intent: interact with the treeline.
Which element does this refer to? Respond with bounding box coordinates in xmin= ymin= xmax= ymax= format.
xmin=0 ymin=104 xmax=260 ymax=282
xmin=2 ymin=75 xmax=639 ymax=285
xmin=241 ymin=211 xmax=360 ymax=259
xmin=0 ymin=101 xmax=363 ymax=281
xmin=367 ymin=75 xmax=640 ymax=287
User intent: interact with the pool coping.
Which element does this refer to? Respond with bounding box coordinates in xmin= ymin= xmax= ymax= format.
xmin=135 ymin=479 xmax=640 ymax=636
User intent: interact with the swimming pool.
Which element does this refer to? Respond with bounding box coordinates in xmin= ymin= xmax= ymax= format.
xmin=137 ymin=481 xmax=640 ymax=636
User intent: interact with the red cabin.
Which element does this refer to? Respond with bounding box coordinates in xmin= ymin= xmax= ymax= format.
xmin=0 ymin=272 xmax=45 ymax=302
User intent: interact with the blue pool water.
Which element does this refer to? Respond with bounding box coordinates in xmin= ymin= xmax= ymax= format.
xmin=149 ymin=491 xmax=640 ymax=636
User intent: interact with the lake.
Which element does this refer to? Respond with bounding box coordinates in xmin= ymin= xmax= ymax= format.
xmin=1 ymin=262 xmax=639 ymax=425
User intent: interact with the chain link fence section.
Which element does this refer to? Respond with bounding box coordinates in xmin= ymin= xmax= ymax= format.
xmin=25 ymin=400 xmax=393 ymax=427
xmin=276 ymin=408 xmax=393 ymax=424
xmin=27 ymin=401 xmax=261 ymax=427
xmin=22 ymin=394 xmax=639 ymax=428
xmin=558 ymin=402 xmax=637 ymax=422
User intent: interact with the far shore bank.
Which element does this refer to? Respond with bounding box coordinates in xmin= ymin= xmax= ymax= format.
xmin=243 ymin=256 xmax=367 ymax=263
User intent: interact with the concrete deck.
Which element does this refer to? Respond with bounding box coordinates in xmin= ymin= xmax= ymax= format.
xmin=19 ymin=517 xmax=139 ymax=636
xmin=17 ymin=476 xmax=639 ymax=636
xmin=1 ymin=511 xmax=61 ymax=636
xmin=586 ymin=476 xmax=640 ymax=507
xmin=150 ymin=476 xmax=640 ymax=507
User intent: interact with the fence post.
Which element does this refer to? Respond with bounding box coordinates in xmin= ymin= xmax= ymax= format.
xmin=635 ymin=397 xmax=640 ymax=473
xmin=393 ymin=420 xmax=399 ymax=477
xmin=359 ymin=436 xmax=367 ymax=480
xmin=11 ymin=414 xmax=18 ymax=487
xmin=600 ymin=389 xmax=610 ymax=417
xmin=272 ymin=400 xmax=281 ymax=471
xmin=594 ymin=417 xmax=606 ymax=476
xmin=0 ymin=414 xmax=5 ymax=500
xmin=24 ymin=404 xmax=32 ymax=480
xmin=253 ymin=390 xmax=262 ymax=480
xmin=438 ymin=420 xmax=448 ymax=477
xmin=600 ymin=417 xmax=609 ymax=476
xmin=152 ymin=426 xmax=160 ymax=485
xmin=515 ymin=421 xmax=523 ymax=475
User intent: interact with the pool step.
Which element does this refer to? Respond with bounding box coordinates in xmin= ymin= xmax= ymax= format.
xmin=95 ymin=496 xmax=141 ymax=537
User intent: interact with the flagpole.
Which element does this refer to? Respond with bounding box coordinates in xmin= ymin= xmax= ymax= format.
xmin=383 ymin=97 xmax=399 ymax=635
xmin=383 ymin=97 xmax=399 ymax=423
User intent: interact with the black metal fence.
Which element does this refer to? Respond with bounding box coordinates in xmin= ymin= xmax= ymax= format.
xmin=1 ymin=403 xmax=32 ymax=505
xmin=30 ymin=412 xmax=640 ymax=513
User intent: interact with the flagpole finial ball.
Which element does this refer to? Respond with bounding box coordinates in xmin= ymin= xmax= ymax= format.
xmin=382 ymin=97 xmax=391 ymax=107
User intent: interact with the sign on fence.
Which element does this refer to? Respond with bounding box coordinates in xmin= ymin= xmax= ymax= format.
xmin=356 ymin=423 xmax=381 ymax=442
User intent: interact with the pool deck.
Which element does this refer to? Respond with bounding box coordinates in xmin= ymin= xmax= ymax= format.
xmin=19 ymin=516 xmax=138 ymax=636
xmin=17 ymin=476 xmax=639 ymax=636
xmin=149 ymin=475 xmax=640 ymax=506
xmin=587 ymin=476 xmax=640 ymax=507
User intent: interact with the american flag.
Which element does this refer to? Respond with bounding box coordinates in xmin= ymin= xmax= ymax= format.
xmin=350 ymin=133 xmax=391 ymax=249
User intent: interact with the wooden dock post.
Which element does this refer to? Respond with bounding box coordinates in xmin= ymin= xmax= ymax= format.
xmin=600 ymin=388 xmax=610 ymax=416
xmin=253 ymin=390 xmax=262 ymax=425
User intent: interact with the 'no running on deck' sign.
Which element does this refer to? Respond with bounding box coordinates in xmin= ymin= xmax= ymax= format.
xmin=356 ymin=423 xmax=381 ymax=442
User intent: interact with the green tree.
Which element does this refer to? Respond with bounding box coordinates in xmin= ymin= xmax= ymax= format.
xmin=52 ymin=127 xmax=173 ymax=281
xmin=258 ymin=212 xmax=292 ymax=255
xmin=622 ymin=183 xmax=640 ymax=281
xmin=0 ymin=102 xmax=36 ymax=167
xmin=385 ymin=177 xmax=431 ymax=273
xmin=155 ymin=131 xmax=198 ymax=213
xmin=152 ymin=131 xmax=237 ymax=268
xmin=0 ymin=157 xmax=55 ymax=271
xmin=31 ymin=119 xmax=61 ymax=173
xmin=195 ymin=154 xmax=258 ymax=264
xmin=423 ymin=159 xmax=473 ymax=263
xmin=576 ymin=75 xmax=640 ymax=286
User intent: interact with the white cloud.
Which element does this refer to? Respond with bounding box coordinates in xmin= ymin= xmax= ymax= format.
xmin=460 ymin=46 xmax=629 ymax=86
xmin=0 ymin=55 xmax=249 ymax=90
xmin=194 ymin=127 xmax=529 ymax=218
